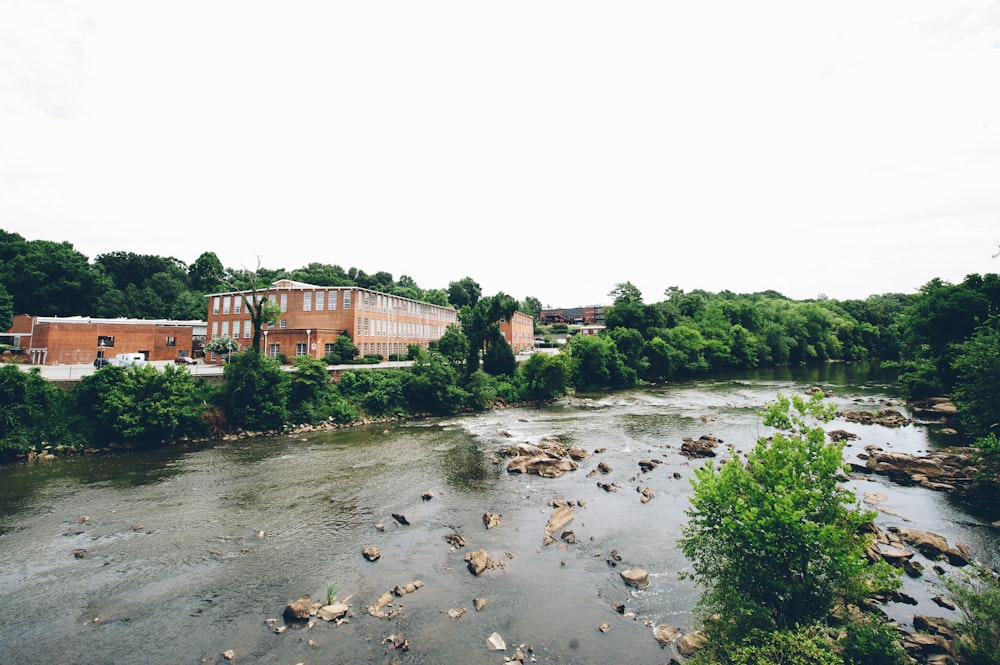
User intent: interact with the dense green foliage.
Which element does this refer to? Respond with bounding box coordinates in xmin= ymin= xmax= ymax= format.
xmin=839 ymin=614 xmax=909 ymax=665
xmin=219 ymin=350 xmax=290 ymax=432
xmin=0 ymin=230 xmax=541 ymax=323
xmin=951 ymin=317 xmax=1000 ymax=439
xmin=0 ymin=365 xmax=77 ymax=455
xmin=74 ymin=364 xmax=207 ymax=445
xmin=942 ymin=563 xmax=1000 ymax=665
xmin=688 ymin=624 xmax=842 ymax=665
xmin=679 ymin=393 xmax=899 ymax=642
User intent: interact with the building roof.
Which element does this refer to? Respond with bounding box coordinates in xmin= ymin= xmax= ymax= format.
xmin=28 ymin=315 xmax=205 ymax=327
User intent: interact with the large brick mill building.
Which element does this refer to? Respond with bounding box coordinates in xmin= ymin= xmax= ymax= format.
xmin=204 ymin=280 xmax=535 ymax=362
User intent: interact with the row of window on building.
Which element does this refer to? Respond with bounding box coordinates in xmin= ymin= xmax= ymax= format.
xmin=213 ymin=290 xmax=452 ymax=319
xmin=209 ymin=318 xmax=447 ymax=340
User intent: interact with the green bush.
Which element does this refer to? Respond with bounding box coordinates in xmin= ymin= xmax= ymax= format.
xmin=942 ymin=564 xmax=1000 ymax=665
xmin=220 ymin=350 xmax=289 ymax=432
xmin=0 ymin=365 xmax=76 ymax=458
xmin=840 ymin=615 xmax=908 ymax=665
xmin=690 ymin=624 xmax=840 ymax=665
xmin=679 ymin=393 xmax=900 ymax=638
xmin=73 ymin=364 xmax=208 ymax=445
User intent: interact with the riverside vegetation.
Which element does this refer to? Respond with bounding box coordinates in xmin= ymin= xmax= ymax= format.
xmin=2 ymin=232 xmax=1000 ymax=663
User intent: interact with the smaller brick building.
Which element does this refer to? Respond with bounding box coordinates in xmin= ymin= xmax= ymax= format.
xmin=539 ymin=305 xmax=606 ymax=325
xmin=499 ymin=311 xmax=535 ymax=353
xmin=3 ymin=315 xmax=206 ymax=365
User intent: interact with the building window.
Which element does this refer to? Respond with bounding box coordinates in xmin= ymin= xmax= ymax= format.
xmin=234 ymin=297 xmax=241 ymax=314
xmin=329 ymin=290 xmax=337 ymax=310
xmin=295 ymin=342 xmax=307 ymax=356
xmin=268 ymin=343 xmax=280 ymax=360
xmin=280 ymin=319 xmax=287 ymax=329
xmin=223 ymin=296 xmax=231 ymax=314
xmin=357 ymin=318 xmax=362 ymax=335
xmin=211 ymin=322 xmax=218 ymax=338
xmin=280 ymin=293 xmax=288 ymax=312
xmin=303 ymin=292 xmax=312 ymax=311
xmin=343 ymin=290 xmax=351 ymax=309
xmin=166 ymin=336 xmax=176 ymax=347
xmin=243 ymin=321 xmax=251 ymax=338
xmin=221 ymin=321 xmax=229 ymax=337
xmin=364 ymin=318 xmax=370 ymax=336
xmin=97 ymin=335 xmax=115 ymax=349
xmin=232 ymin=321 xmax=240 ymax=338
xmin=213 ymin=297 xmax=220 ymax=314
xmin=316 ymin=291 xmax=324 ymax=311
xmin=324 ymin=342 xmax=335 ymax=356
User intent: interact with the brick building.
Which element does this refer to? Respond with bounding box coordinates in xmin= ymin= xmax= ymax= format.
xmin=205 ymin=280 xmax=460 ymax=362
xmin=3 ymin=315 xmax=204 ymax=365
xmin=499 ymin=311 xmax=535 ymax=353
xmin=539 ymin=305 xmax=606 ymax=325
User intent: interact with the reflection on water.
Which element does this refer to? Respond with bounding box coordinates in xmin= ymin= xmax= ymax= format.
xmin=0 ymin=363 xmax=997 ymax=665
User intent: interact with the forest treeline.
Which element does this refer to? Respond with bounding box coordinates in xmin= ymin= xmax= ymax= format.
xmin=1 ymin=229 xmax=999 ymax=466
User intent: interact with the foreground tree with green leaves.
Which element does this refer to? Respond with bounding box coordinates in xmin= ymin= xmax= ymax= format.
xmin=942 ymin=563 xmax=1000 ymax=665
xmin=679 ymin=392 xmax=900 ymax=653
xmin=219 ymin=350 xmax=289 ymax=432
xmin=0 ymin=365 xmax=76 ymax=459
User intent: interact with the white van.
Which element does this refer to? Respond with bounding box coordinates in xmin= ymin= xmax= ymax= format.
xmin=112 ymin=352 xmax=147 ymax=368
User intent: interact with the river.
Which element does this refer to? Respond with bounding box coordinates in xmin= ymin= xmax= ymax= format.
xmin=1 ymin=363 xmax=997 ymax=665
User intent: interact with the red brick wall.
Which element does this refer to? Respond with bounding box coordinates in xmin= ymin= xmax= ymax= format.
xmin=7 ymin=315 xmax=194 ymax=365
xmin=206 ymin=284 xmax=459 ymax=362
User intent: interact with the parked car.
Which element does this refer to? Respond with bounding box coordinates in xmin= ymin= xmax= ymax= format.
xmin=93 ymin=357 xmax=111 ymax=368
xmin=111 ymin=352 xmax=147 ymax=368
xmin=174 ymin=356 xmax=197 ymax=365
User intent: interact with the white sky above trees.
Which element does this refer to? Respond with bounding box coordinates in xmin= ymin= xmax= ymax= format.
xmin=1 ymin=1 xmax=998 ymax=308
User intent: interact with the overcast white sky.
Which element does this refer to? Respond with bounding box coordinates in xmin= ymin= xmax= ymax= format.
xmin=2 ymin=1 xmax=998 ymax=307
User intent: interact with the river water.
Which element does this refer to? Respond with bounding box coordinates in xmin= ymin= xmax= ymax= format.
xmin=1 ymin=364 xmax=997 ymax=665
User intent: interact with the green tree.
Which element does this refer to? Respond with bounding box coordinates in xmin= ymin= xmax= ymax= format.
xmin=517 ymin=352 xmax=569 ymax=401
xmin=447 ymin=276 xmax=482 ymax=309
xmin=679 ymin=392 xmax=899 ymax=640
xmin=222 ymin=260 xmax=280 ymax=352
xmin=73 ymin=364 xmax=205 ymax=445
xmin=520 ymin=296 xmax=542 ymax=323
xmin=951 ymin=317 xmax=1000 ymax=438
xmin=610 ymin=327 xmax=648 ymax=375
xmin=482 ymin=333 xmax=516 ymax=376
xmin=404 ymin=354 xmax=468 ymax=415
xmin=566 ymin=333 xmax=636 ymax=391
xmin=0 ymin=233 xmax=102 ymax=316
xmin=287 ymin=355 xmax=341 ymax=423
xmin=204 ymin=336 xmax=241 ymax=362
xmin=458 ymin=293 xmax=518 ymax=376
xmin=608 ymin=281 xmax=643 ymax=305
xmin=422 ymin=288 xmax=449 ymax=307
xmin=0 ymin=283 xmax=12 ymax=332
xmin=324 ymin=334 xmax=358 ymax=363
xmin=219 ymin=350 xmax=289 ymax=431
xmin=432 ymin=324 xmax=470 ymax=367
xmin=0 ymin=365 xmax=74 ymax=458
xmin=941 ymin=563 xmax=1000 ymax=665
xmin=187 ymin=251 xmax=225 ymax=292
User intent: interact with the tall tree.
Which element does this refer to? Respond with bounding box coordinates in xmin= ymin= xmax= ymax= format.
xmin=458 ymin=292 xmax=517 ymax=375
xmin=520 ymin=296 xmax=542 ymax=323
xmin=0 ymin=283 xmax=12 ymax=332
xmin=608 ymin=281 xmax=643 ymax=305
xmin=448 ymin=277 xmax=482 ymax=309
xmin=222 ymin=259 xmax=280 ymax=352
xmin=1 ymin=238 xmax=102 ymax=316
xmin=187 ymin=251 xmax=225 ymax=292
xmin=679 ymin=393 xmax=898 ymax=640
